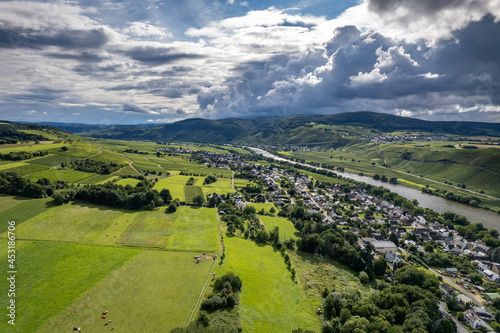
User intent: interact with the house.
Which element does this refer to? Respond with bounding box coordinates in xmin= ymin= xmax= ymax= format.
xmin=445 ymin=268 xmax=458 ymax=274
xmin=385 ymin=252 xmax=402 ymax=264
xmin=371 ymin=241 xmax=398 ymax=254
xmin=477 ymin=263 xmax=500 ymax=282
xmin=456 ymin=294 xmax=473 ymax=305
xmin=483 ymin=293 xmax=500 ymax=302
xmin=439 ymin=284 xmax=456 ymax=298
xmin=464 ymin=309 xmax=486 ymax=329
xmin=473 ymin=306 xmax=493 ymax=320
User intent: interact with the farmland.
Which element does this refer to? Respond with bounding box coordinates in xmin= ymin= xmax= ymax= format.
xmin=259 ymin=215 xmax=300 ymax=240
xmin=0 ymin=196 xmax=53 ymax=232
xmin=24 ymin=169 xmax=96 ymax=183
xmin=216 ymin=236 xmax=318 ymax=332
xmin=118 ymin=206 xmax=219 ymax=251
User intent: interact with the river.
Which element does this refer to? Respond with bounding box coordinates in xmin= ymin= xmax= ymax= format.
xmin=249 ymin=147 xmax=500 ymax=230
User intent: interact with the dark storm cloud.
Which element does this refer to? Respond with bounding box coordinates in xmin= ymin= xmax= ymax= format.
xmin=121 ymin=103 xmax=152 ymax=114
xmin=46 ymin=51 xmax=107 ymax=63
xmin=277 ymin=20 xmax=316 ymax=29
xmin=0 ymin=28 xmax=109 ymax=49
xmin=367 ymin=0 xmax=469 ymax=14
xmin=124 ymin=46 xmax=205 ymax=66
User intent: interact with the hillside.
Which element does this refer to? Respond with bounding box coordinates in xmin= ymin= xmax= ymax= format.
xmin=0 ymin=121 xmax=71 ymax=144
xmin=36 ymin=111 xmax=500 ymax=144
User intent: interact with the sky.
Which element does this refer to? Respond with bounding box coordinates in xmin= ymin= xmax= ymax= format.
xmin=1 ymin=0 xmax=500 ymax=125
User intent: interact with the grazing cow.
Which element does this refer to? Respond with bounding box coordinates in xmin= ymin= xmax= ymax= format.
xmin=102 ymin=311 xmax=109 ymax=315
xmin=111 ymin=328 xmax=115 ymax=331
xmin=106 ymin=234 xmax=108 ymax=237
xmin=102 ymin=316 xmax=106 ymax=319
xmin=108 ymin=320 xmax=112 ymax=323
xmin=104 ymin=323 xmax=109 ymax=326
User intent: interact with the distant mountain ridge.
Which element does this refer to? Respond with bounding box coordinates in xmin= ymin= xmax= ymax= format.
xmin=19 ymin=112 xmax=500 ymax=144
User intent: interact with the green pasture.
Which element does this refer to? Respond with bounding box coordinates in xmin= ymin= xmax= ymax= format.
xmin=216 ymin=236 xmax=318 ymax=333
xmin=123 ymin=153 xmax=164 ymax=174
xmin=113 ymin=166 xmax=140 ymax=177
xmin=38 ymin=250 xmax=214 ymax=333
xmin=185 ymin=186 xmax=204 ymax=204
xmin=0 ymin=241 xmax=139 ymax=333
xmin=44 ymin=144 xmax=98 ymax=158
xmin=90 ymin=149 xmax=129 ymax=165
xmin=259 ymin=215 xmax=299 ymax=240
xmin=5 ymin=202 xmax=136 ymax=245
xmin=118 ymin=206 xmax=219 ymax=251
xmin=247 ymin=203 xmax=277 ymax=214
xmin=154 ymin=175 xmax=195 ymax=201
xmin=202 ymin=178 xmax=235 ymax=196
xmin=0 ymin=142 xmax=66 ymax=153
xmin=234 ymin=178 xmax=250 ymax=187
xmin=28 ymin=154 xmax=80 ymax=167
xmin=0 ymin=196 xmax=52 ymax=233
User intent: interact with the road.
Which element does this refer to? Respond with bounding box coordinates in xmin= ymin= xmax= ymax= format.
xmin=121 ymin=153 xmax=141 ymax=175
xmin=428 ymin=268 xmax=484 ymax=306
xmin=438 ymin=301 xmax=469 ymax=333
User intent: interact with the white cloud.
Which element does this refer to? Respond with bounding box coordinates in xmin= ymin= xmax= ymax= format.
xmin=349 ymin=68 xmax=388 ymax=87
xmin=25 ymin=109 xmax=37 ymax=115
xmin=122 ymin=22 xmax=172 ymax=39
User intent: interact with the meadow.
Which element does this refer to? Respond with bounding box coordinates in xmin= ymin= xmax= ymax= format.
xmin=202 ymin=178 xmax=235 ymax=196
xmin=78 ymin=174 xmax=117 ymax=185
xmin=216 ymin=236 xmax=318 ymax=333
xmin=115 ymin=177 xmax=141 ymax=187
xmin=28 ymin=154 xmax=80 ymax=166
xmin=1 ymin=163 xmax=49 ymax=176
xmin=259 ymin=215 xmax=300 ymax=241
xmin=24 ymin=169 xmax=96 ymax=183
xmin=185 ymin=185 xmax=205 ymax=204
xmin=0 ymin=196 xmax=53 ymax=233
xmin=118 ymin=207 xmax=219 ymax=251
xmin=154 ymin=175 xmax=194 ymax=201
xmin=0 ymin=241 xmax=139 ymax=333
xmin=37 ymin=250 xmax=214 ymax=333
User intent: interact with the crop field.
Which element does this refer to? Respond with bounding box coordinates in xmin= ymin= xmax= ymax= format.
xmin=1 ymin=163 xmax=49 ymax=175
xmin=113 ymin=165 xmax=140 ymax=177
xmin=90 ymin=149 xmax=129 ymax=165
xmin=0 ymin=196 xmax=53 ymax=232
xmin=0 ymin=142 xmax=66 ymax=153
xmin=154 ymin=175 xmax=195 ymax=201
xmin=234 ymin=178 xmax=250 ymax=187
xmin=216 ymin=236 xmax=318 ymax=333
xmin=259 ymin=215 xmax=299 ymax=241
xmin=4 ymin=203 xmax=136 ymax=245
xmin=185 ymin=185 xmax=205 ymax=204
xmin=118 ymin=207 xmax=218 ymax=251
xmin=37 ymin=250 xmax=214 ymax=333
xmin=148 ymin=154 xmax=233 ymax=177
xmin=44 ymin=144 xmax=98 ymax=158
xmin=202 ymin=178 xmax=235 ymax=196
xmin=28 ymin=154 xmax=80 ymax=166
xmin=116 ymin=178 xmax=141 ymax=187
xmin=25 ymin=169 xmax=96 ymax=183
xmin=123 ymin=153 xmax=165 ymax=174
xmin=78 ymin=174 xmax=116 ymax=185
xmin=0 ymin=241 xmax=139 ymax=333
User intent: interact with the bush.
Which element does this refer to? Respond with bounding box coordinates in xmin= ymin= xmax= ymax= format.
xmin=359 ymin=271 xmax=369 ymax=284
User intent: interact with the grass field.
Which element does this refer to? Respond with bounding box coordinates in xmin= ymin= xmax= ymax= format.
xmin=234 ymin=178 xmax=250 ymax=187
xmin=4 ymin=202 xmax=136 ymax=245
xmin=37 ymin=250 xmax=214 ymax=333
xmin=259 ymin=215 xmax=299 ymax=240
xmin=113 ymin=166 xmax=140 ymax=177
xmin=123 ymin=153 xmax=164 ymax=174
xmin=290 ymin=251 xmax=373 ymax=313
xmin=118 ymin=207 xmax=219 ymax=251
xmin=0 ymin=241 xmax=139 ymax=333
xmin=116 ymin=178 xmax=141 ymax=187
xmin=24 ymin=169 xmax=96 ymax=183
xmin=0 ymin=142 xmax=66 ymax=153
xmin=216 ymin=236 xmax=318 ymax=333
xmin=0 ymin=196 xmax=53 ymax=233
xmin=154 ymin=175 xmax=195 ymax=201
xmin=202 ymin=178 xmax=235 ymax=196
xmin=148 ymin=155 xmax=234 ymax=177
xmin=247 ymin=203 xmax=277 ymax=214
xmin=185 ymin=185 xmax=205 ymax=204
xmin=78 ymin=174 xmax=116 ymax=185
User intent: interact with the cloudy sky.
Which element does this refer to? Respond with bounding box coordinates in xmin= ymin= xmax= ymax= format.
xmin=1 ymin=0 xmax=500 ymax=124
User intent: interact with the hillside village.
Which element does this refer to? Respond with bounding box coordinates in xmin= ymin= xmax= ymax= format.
xmin=187 ymin=148 xmax=500 ymax=332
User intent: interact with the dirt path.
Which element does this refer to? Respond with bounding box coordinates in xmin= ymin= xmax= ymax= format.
xmin=143 ymin=155 xmax=170 ymax=174
xmin=121 ymin=153 xmax=141 ymax=175
xmin=377 ymin=147 xmax=388 ymax=164
xmin=88 ymin=146 xmax=102 ymax=158
xmin=231 ymin=171 xmax=235 ymax=190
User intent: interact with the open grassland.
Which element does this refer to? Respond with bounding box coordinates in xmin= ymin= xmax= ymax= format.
xmin=116 ymin=178 xmax=141 ymax=187
xmin=154 ymin=175 xmax=194 ymax=201
xmin=5 ymin=202 xmax=136 ymax=245
xmin=0 ymin=241 xmax=139 ymax=333
xmin=290 ymin=251 xmax=373 ymax=314
xmin=1 ymin=163 xmax=49 ymax=175
xmin=118 ymin=207 xmax=218 ymax=251
xmin=217 ymin=236 xmax=318 ymax=333
xmin=38 ymin=250 xmax=214 ymax=333
xmin=0 ymin=196 xmax=53 ymax=233
xmin=28 ymin=154 xmax=80 ymax=166
xmin=259 ymin=215 xmax=299 ymax=240
xmin=25 ymin=169 xmax=96 ymax=183
xmin=202 ymin=178 xmax=235 ymax=196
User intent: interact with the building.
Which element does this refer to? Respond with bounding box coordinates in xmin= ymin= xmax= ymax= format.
xmin=456 ymin=294 xmax=473 ymax=305
xmin=484 ymin=293 xmax=500 ymax=302
xmin=439 ymin=284 xmax=456 ymax=298
xmin=473 ymin=307 xmax=493 ymax=320
xmin=445 ymin=268 xmax=458 ymax=274
xmin=371 ymin=240 xmax=398 ymax=254
xmin=385 ymin=252 xmax=402 ymax=264
xmin=477 ymin=263 xmax=500 ymax=282
xmin=464 ymin=310 xmax=486 ymax=329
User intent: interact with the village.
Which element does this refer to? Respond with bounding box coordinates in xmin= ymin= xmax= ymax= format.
xmin=185 ymin=148 xmax=500 ymax=332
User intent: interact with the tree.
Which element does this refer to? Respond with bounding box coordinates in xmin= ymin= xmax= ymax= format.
xmin=196 ymin=311 xmax=209 ymax=327
xmin=457 ymin=311 xmax=464 ymax=322
xmin=166 ymin=203 xmax=177 ymax=213
xmin=359 ymin=271 xmax=369 ymax=284
xmin=255 ymin=229 xmax=269 ymax=243
xmin=61 ymin=146 xmax=68 ymax=151
xmin=160 ymin=189 xmax=172 ymax=204
xmin=227 ymin=224 xmax=236 ymax=235
xmin=437 ymin=318 xmax=456 ymax=333
xmin=374 ymin=258 xmax=388 ymax=276
xmin=468 ymin=272 xmax=483 ymax=285
xmin=270 ymin=207 xmax=276 ymax=215
xmin=341 ymin=316 xmax=369 ymax=333
xmin=389 ymin=233 xmax=399 ymax=246
xmin=339 ymin=308 xmax=351 ymax=324
xmin=193 ymin=195 xmax=204 ymax=206
xmin=269 ymin=226 xmax=280 ymax=245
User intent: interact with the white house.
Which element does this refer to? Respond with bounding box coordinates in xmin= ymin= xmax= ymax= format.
xmin=464 ymin=310 xmax=486 ymax=329
xmin=371 ymin=241 xmax=398 ymax=254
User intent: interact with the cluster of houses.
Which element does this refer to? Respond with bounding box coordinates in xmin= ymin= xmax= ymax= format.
xmin=357 ymin=134 xmax=454 ymax=144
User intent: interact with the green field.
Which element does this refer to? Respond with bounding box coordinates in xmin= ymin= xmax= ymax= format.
xmin=216 ymin=236 xmax=318 ymax=332
xmin=259 ymin=215 xmax=299 ymax=240
xmin=0 ymin=241 xmax=139 ymax=333
xmin=24 ymin=169 xmax=96 ymax=183
xmin=1 ymin=163 xmax=49 ymax=175
xmin=0 ymin=196 xmax=53 ymax=233
xmin=116 ymin=178 xmax=141 ymax=187
xmin=118 ymin=207 xmax=219 ymax=251
xmin=0 ymin=142 xmax=66 ymax=153
xmin=28 ymin=154 xmax=80 ymax=166
xmin=123 ymin=153 xmax=165 ymax=174
xmin=4 ymin=203 xmax=136 ymax=245
xmin=154 ymin=175 xmax=195 ymax=201
xmin=113 ymin=165 xmax=140 ymax=177
xmin=202 ymin=178 xmax=235 ymax=196
xmin=38 ymin=250 xmax=214 ymax=333
xmin=247 ymin=203 xmax=277 ymax=214
xmin=78 ymin=173 xmax=116 ymax=184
